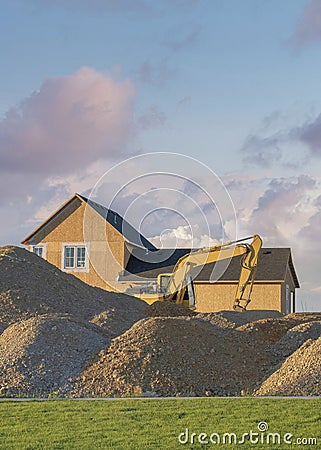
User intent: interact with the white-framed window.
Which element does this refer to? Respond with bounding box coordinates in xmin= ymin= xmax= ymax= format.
xmin=62 ymin=243 xmax=89 ymax=271
xmin=31 ymin=244 xmax=47 ymax=259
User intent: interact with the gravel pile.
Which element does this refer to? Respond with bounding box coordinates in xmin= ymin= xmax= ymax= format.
xmin=2 ymin=246 xmax=321 ymax=398
xmin=196 ymin=310 xmax=283 ymax=330
xmin=269 ymin=321 xmax=321 ymax=361
xmin=145 ymin=301 xmax=196 ymax=317
xmin=0 ymin=246 xmax=146 ymax=336
xmin=235 ymin=313 xmax=321 ymax=349
xmin=255 ymin=336 xmax=321 ymax=396
xmin=0 ymin=314 xmax=108 ymax=397
xmin=73 ymin=316 xmax=273 ymax=398
xmin=236 ymin=318 xmax=299 ymax=347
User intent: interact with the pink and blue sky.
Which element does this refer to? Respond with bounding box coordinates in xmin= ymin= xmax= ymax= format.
xmin=1 ymin=0 xmax=321 ymax=310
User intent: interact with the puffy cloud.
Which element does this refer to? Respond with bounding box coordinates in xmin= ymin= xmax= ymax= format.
xmin=235 ymin=175 xmax=317 ymax=244
xmin=0 ymin=67 xmax=137 ymax=244
xmin=291 ymin=0 xmax=321 ymax=49
xmin=149 ymin=225 xmax=220 ymax=249
xmin=0 ymin=67 xmax=136 ymax=177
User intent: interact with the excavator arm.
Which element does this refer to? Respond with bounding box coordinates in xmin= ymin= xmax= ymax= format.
xmin=162 ymin=234 xmax=262 ymax=311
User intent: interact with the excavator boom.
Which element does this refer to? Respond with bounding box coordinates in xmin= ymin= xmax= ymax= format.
xmin=164 ymin=234 xmax=262 ymax=311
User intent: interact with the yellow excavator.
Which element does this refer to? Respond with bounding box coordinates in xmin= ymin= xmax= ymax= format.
xmin=131 ymin=234 xmax=262 ymax=311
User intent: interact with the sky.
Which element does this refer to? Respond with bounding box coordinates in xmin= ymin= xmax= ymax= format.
xmin=1 ymin=0 xmax=321 ymax=310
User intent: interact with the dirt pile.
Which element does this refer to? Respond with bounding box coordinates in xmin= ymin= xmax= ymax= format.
xmin=0 ymin=246 xmax=146 ymax=336
xmin=145 ymin=301 xmax=196 ymax=317
xmin=0 ymin=314 xmax=108 ymax=397
xmin=235 ymin=313 xmax=321 ymax=348
xmin=269 ymin=321 xmax=321 ymax=361
xmin=73 ymin=316 xmax=274 ymax=397
xmin=255 ymin=336 xmax=321 ymax=396
xmin=196 ymin=310 xmax=283 ymax=330
xmin=73 ymin=317 xmax=220 ymax=397
xmin=2 ymin=246 xmax=321 ymax=398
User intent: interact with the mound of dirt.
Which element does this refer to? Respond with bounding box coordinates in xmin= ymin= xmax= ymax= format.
xmin=3 ymin=246 xmax=321 ymax=399
xmin=0 ymin=246 xmax=146 ymax=336
xmin=196 ymin=310 xmax=283 ymax=330
xmin=286 ymin=312 xmax=321 ymax=322
xmin=0 ymin=314 xmax=108 ymax=397
xmin=236 ymin=318 xmax=298 ymax=347
xmin=236 ymin=313 xmax=321 ymax=349
xmin=269 ymin=321 xmax=321 ymax=361
xmin=145 ymin=301 xmax=196 ymax=317
xmin=73 ymin=316 xmax=273 ymax=398
xmin=255 ymin=336 xmax=321 ymax=396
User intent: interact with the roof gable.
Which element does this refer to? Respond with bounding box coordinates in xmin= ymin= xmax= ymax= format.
xmin=21 ymin=195 xmax=82 ymax=245
xmin=22 ymin=193 xmax=156 ymax=250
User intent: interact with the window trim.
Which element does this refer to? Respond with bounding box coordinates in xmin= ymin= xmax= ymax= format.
xmin=61 ymin=242 xmax=90 ymax=272
xmin=31 ymin=244 xmax=47 ymax=259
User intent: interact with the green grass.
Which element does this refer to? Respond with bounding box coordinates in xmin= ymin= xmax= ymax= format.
xmin=0 ymin=398 xmax=320 ymax=449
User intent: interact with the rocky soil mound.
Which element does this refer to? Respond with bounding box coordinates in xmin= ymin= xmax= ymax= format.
xmin=2 ymin=246 xmax=321 ymax=398
xmin=269 ymin=321 xmax=321 ymax=361
xmin=196 ymin=309 xmax=283 ymax=330
xmin=0 ymin=246 xmax=146 ymax=337
xmin=145 ymin=301 xmax=196 ymax=317
xmin=0 ymin=314 xmax=108 ymax=397
xmin=255 ymin=336 xmax=321 ymax=396
xmin=236 ymin=313 xmax=321 ymax=348
xmin=73 ymin=316 xmax=275 ymax=398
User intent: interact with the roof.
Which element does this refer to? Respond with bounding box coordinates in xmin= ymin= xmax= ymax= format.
xmin=122 ymin=245 xmax=192 ymax=278
xmin=21 ymin=193 xmax=157 ymax=250
xmin=120 ymin=247 xmax=300 ymax=287
xmin=77 ymin=195 xmax=156 ymax=250
xmin=193 ymin=248 xmax=299 ymax=287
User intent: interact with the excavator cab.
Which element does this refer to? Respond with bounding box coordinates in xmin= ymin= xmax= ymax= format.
xmin=158 ymin=273 xmax=195 ymax=308
xmin=158 ymin=274 xmax=171 ymax=293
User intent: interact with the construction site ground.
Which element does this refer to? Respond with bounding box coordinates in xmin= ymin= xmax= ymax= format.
xmin=1 ymin=245 xmax=321 ymax=398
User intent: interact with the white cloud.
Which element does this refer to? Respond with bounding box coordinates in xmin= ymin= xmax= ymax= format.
xmin=149 ymin=224 xmax=220 ymax=249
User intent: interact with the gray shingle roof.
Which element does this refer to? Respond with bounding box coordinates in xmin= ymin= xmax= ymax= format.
xmin=78 ymin=195 xmax=156 ymax=250
xmin=120 ymin=247 xmax=299 ymax=287
xmin=122 ymin=246 xmax=191 ymax=278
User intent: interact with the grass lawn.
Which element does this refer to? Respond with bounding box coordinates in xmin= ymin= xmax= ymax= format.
xmin=0 ymin=398 xmax=320 ymax=449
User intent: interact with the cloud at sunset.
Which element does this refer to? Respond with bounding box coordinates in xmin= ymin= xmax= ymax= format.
xmin=0 ymin=67 xmax=136 ymax=177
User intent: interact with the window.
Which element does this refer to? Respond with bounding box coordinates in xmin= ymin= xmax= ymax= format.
xmin=32 ymin=245 xmax=46 ymax=259
xmin=63 ymin=244 xmax=88 ymax=270
xmin=76 ymin=246 xmax=86 ymax=267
